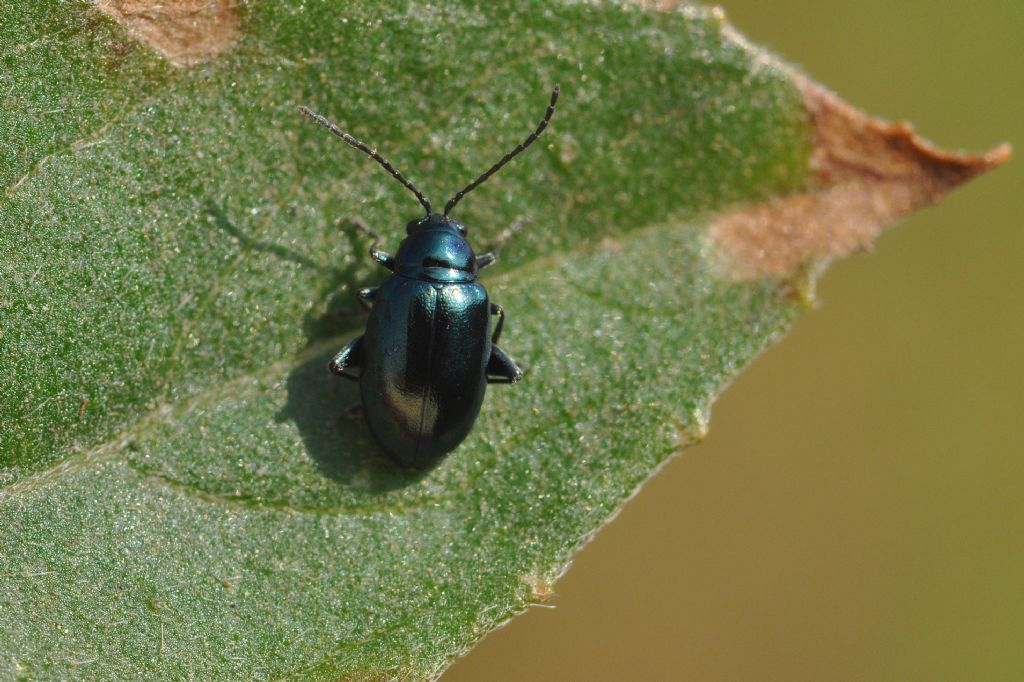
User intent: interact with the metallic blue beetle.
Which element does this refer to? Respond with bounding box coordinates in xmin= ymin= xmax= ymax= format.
xmin=299 ymin=87 xmax=558 ymax=468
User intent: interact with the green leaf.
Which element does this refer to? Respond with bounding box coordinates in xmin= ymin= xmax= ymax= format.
xmin=0 ymin=1 xmax=1003 ymax=679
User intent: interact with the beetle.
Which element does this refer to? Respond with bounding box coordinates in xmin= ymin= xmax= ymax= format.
xmin=299 ymin=87 xmax=559 ymax=468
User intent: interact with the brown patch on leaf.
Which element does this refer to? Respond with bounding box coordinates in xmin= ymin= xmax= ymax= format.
xmin=607 ymin=1 xmax=1009 ymax=281
xmin=94 ymin=0 xmax=239 ymax=67
xmin=525 ymin=574 xmax=556 ymax=604
xmin=711 ymin=72 xmax=1010 ymax=281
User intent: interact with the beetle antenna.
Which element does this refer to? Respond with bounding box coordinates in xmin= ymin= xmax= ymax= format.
xmin=443 ymin=86 xmax=559 ymax=216
xmin=299 ymin=106 xmax=433 ymax=216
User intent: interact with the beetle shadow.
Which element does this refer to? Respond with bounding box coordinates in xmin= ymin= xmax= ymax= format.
xmin=277 ymin=348 xmax=431 ymax=491
xmin=206 ymin=203 xmax=430 ymax=489
xmin=205 ymin=202 xmax=367 ymax=346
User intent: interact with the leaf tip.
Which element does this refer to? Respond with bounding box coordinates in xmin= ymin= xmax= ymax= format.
xmin=710 ymin=74 xmax=1009 ymax=282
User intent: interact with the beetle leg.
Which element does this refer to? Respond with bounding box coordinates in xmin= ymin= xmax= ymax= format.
xmin=356 ymin=287 xmax=377 ymax=311
xmin=348 ymin=217 xmax=396 ymax=272
xmin=369 ymin=245 xmax=395 ymax=272
xmin=489 ymin=303 xmax=506 ymax=344
xmin=486 ymin=345 xmax=524 ymax=384
xmin=328 ymin=335 xmax=365 ymax=382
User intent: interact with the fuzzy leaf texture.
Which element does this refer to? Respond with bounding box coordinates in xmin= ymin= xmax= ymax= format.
xmin=0 ymin=1 xmax=1005 ymax=680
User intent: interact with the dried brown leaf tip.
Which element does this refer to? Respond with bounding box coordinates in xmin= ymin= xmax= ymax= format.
xmin=94 ymin=0 xmax=239 ymax=67
xmin=711 ymin=74 xmax=1010 ymax=283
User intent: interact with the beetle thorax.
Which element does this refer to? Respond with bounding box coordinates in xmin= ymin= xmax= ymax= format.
xmin=396 ymin=221 xmax=477 ymax=283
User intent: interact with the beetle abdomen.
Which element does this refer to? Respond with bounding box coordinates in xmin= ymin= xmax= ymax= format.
xmin=361 ymin=276 xmax=491 ymax=467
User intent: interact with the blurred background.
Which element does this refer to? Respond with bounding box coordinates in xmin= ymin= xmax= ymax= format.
xmin=447 ymin=1 xmax=1023 ymax=680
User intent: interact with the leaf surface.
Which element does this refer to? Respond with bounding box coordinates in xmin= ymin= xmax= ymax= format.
xmin=0 ymin=2 xmax=1003 ymax=679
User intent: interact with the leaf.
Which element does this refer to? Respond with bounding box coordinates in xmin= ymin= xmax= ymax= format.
xmin=0 ymin=2 xmax=1005 ymax=679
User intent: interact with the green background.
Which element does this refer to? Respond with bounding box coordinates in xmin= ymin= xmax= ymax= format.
xmin=448 ymin=1 xmax=1023 ymax=680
